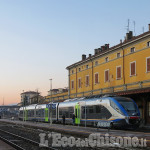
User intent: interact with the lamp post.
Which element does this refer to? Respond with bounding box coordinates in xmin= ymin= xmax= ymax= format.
xmin=49 ymin=78 xmax=52 ymax=125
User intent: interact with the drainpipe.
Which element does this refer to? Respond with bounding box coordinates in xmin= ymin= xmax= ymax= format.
xmin=68 ymin=69 xmax=70 ymax=98
xmin=121 ymin=43 xmax=125 ymax=85
xmin=91 ymin=60 xmax=93 ymax=95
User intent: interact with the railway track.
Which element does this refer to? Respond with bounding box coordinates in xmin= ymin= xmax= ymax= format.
xmin=0 ymin=121 xmax=149 ymax=150
xmin=0 ymin=128 xmax=57 ymax=150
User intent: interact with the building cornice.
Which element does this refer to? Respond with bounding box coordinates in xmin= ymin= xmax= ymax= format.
xmin=66 ymin=31 xmax=150 ymax=70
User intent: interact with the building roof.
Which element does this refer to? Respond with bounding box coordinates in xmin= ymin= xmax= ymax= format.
xmin=66 ymin=30 xmax=150 ymax=70
xmin=21 ymin=91 xmax=40 ymax=95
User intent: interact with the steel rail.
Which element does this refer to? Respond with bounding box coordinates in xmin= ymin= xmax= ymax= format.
xmin=0 ymin=134 xmax=25 ymax=150
xmin=0 ymin=128 xmax=57 ymax=150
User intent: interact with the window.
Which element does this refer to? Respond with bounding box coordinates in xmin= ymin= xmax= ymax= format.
xmin=130 ymin=62 xmax=136 ymax=76
xmin=130 ymin=47 xmax=135 ymax=53
xmin=85 ymin=75 xmax=89 ymax=86
xmin=78 ymin=68 xmax=81 ymax=72
xmin=78 ymin=78 xmax=81 ymax=88
xmin=105 ymin=70 xmax=109 ymax=82
xmin=86 ymin=65 xmax=89 ymax=69
xmin=116 ymin=66 xmax=121 ymax=79
xmin=105 ymin=57 xmax=109 ymax=62
xmin=147 ymin=41 xmax=150 ymax=47
xmin=146 ymin=57 xmax=150 ymax=72
xmin=59 ymin=107 xmax=74 ymax=118
xmin=117 ymin=53 xmax=121 ymax=58
xmin=95 ymin=61 xmax=98 ymax=66
xmin=94 ymin=73 xmax=99 ymax=84
xmin=81 ymin=105 xmax=111 ymax=119
xmin=71 ymin=80 xmax=74 ymax=89
xmin=71 ymin=70 xmax=74 ymax=74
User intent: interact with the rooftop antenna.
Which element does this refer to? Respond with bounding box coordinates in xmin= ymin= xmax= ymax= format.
xmin=133 ymin=21 xmax=136 ymax=36
xmin=126 ymin=19 xmax=130 ymax=33
xmin=142 ymin=27 xmax=144 ymax=33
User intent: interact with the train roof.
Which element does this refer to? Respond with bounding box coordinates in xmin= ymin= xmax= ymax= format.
xmin=59 ymin=97 xmax=111 ymax=106
xmin=36 ymin=104 xmax=46 ymax=109
xmin=19 ymin=104 xmax=37 ymax=110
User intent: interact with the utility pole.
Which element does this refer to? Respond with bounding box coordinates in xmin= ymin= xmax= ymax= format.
xmin=49 ymin=78 xmax=52 ymax=125
xmin=3 ymin=97 xmax=4 ymax=105
xmin=22 ymin=90 xmax=25 ymax=122
xmin=2 ymin=97 xmax=4 ymax=118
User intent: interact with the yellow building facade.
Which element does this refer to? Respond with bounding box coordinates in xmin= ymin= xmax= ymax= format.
xmin=67 ymin=30 xmax=150 ymax=97
xmin=66 ymin=25 xmax=150 ymax=124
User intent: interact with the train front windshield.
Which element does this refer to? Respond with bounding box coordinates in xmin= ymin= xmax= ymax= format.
xmin=115 ymin=97 xmax=138 ymax=115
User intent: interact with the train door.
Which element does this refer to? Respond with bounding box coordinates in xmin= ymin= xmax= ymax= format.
xmin=45 ymin=108 xmax=49 ymax=122
xmin=75 ymin=103 xmax=80 ymax=124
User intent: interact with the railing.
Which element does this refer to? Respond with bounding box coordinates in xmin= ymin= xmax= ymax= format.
xmin=45 ymin=79 xmax=150 ymax=102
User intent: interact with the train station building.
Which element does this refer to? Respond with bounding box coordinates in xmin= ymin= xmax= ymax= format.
xmin=66 ymin=24 xmax=150 ymax=125
xmin=45 ymin=24 xmax=150 ymax=125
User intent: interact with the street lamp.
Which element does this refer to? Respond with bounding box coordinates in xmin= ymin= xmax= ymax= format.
xmin=49 ymin=78 xmax=52 ymax=125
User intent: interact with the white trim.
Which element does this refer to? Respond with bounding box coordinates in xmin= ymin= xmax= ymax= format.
xmin=78 ymin=77 xmax=82 ymax=88
xmin=94 ymin=72 xmax=99 ymax=84
xmin=105 ymin=57 xmax=109 ymax=62
xmin=85 ymin=75 xmax=90 ymax=87
xmin=147 ymin=41 xmax=150 ymax=47
xmin=130 ymin=61 xmax=136 ymax=76
xmin=116 ymin=52 xmax=121 ymax=58
xmin=104 ymin=69 xmax=109 ymax=82
xmin=116 ymin=65 xmax=122 ymax=80
xmin=130 ymin=47 xmax=135 ymax=53
xmin=95 ymin=61 xmax=98 ymax=66
xmin=146 ymin=57 xmax=150 ymax=73
xmin=86 ymin=64 xmax=89 ymax=69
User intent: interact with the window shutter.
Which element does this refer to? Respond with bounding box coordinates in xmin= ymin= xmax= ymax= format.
xmin=95 ymin=73 xmax=98 ymax=84
xmin=117 ymin=67 xmax=121 ymax=79
xmin=78 ymin=79 xmax=81 ymax=88
xmin=71 ymin=81 xmax=74 ymax=89
xmin=86 ymin=76 xmax=89 ymax=86
xmin=105 ymin=70 xmax=109 ymax=82
xmin=131 ymin=62 xmax=135 ymax=75
xmin=147 ymin=58 xmax=150 ymax=72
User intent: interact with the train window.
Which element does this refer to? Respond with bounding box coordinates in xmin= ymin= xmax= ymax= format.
xmin=59 ymin=110 xmax=62 ymax=116
xmin=59 ymin=107 xmax=74 ymax=118
xmin=52 ymin=109 xmax=56 ymax=118
xmin=89 ymin=106 xmax=94 ymax=113
xmin=110 ymin=100 xmax=123 ymax=115
xmin=41 ymin=109 xmax=44 ymax=117
xmin=96 ymin=105 xmax=101 ymax=113
xmin=19 ymin=111 xmax=23 ymax=117
xmin=81 ymin=105 xmax=111 ymax=119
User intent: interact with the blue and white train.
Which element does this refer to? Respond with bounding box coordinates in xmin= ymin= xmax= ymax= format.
xmin=19 ymin=95 xmax=141 ymax=129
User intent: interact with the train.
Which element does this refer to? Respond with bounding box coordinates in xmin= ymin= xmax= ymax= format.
xmin=19 ymin=95 xmax=141 ymax=129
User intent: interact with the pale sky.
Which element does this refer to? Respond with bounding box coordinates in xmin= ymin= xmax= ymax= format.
xmin=0 ymin=0 xmax=150 ymax=105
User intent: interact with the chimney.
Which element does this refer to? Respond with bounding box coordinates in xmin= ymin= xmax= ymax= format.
xmin=82 ymin=54 xmax=86 ymax=61
xmin=101 ymin=46 xmax=105 ymax=51
xmin=89 ymin=54 xmax=92 ymax=58
xmin=105 ymin=44 xmax=109 ymax=50
xmin=126 ymin=31 xmax=133 ymax=40
xmin=94 ymin=49 xmax=99 ymax=55
xmin=149 ymin=24 xmax=150 ymax=31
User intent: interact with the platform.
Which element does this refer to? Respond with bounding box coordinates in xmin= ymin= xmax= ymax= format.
xmin=0 ymin=119 xmax=150 ymax=147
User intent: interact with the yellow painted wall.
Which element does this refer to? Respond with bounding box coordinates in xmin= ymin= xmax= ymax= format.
xmin=68 ymin=36 xmax=150 ymax=96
